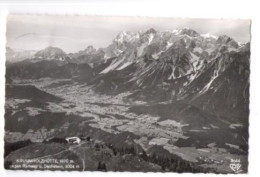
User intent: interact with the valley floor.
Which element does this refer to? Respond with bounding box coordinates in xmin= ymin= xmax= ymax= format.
xmin=4 ymin=78 xmax=248 ymax=173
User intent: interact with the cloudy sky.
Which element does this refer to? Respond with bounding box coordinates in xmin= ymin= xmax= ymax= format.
xmin=6 ymin=15 xmax=251 ymax=53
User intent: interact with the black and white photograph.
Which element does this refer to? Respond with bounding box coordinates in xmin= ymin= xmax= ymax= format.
xmin=4 ymin=15 xmax=251 ymax=174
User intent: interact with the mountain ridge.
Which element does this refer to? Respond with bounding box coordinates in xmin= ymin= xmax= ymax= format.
xmin=6 ymin=28 xmax=250 ymax=119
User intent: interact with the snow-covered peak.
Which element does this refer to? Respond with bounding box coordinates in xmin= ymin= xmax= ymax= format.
xmin=237 ymin=42 xmax=245 ymax=48
xmin=201 ymin=33 xmax=218 ymax=39
xmin=114 ymin=31 xmax=134 ymax=43
xmin=171 ymin=29 xmax=181 ymax=35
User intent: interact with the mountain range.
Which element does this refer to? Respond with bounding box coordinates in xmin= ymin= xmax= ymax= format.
xmin=5 ymin=28 xmax=250 ymax=172
xmin=6 ymin=27 xmax=250 ymax=123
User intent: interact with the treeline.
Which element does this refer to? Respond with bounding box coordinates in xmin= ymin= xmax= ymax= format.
xmin=4 ymin=139 xmax=33 ymax=169
xmin=5 ymin=137 xmax=67 ymax=159
xmin=105 ymin=143 xmax=214 ymax=173
xmin=43 ymin=137 xmax=67 ymax=144
xmin=4 ymin=139 xmax=32 ymax=158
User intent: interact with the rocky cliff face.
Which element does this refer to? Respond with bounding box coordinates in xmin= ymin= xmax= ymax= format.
xmin=89 ymin=28 xmax=249 ymax=123
xmin=6 ymin=28 xmax=250 ymax=121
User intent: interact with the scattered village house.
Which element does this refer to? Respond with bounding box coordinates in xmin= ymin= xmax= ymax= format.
xmin=65 ymin=137 xmax=81 ymax=144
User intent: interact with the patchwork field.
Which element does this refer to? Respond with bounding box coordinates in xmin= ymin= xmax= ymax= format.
xmin=4 ymin=78 xmax=248 ymax=173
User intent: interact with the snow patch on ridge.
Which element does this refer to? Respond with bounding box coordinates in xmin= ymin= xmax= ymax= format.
xmin=172 ymin=29 xmax=180 ymax=35
xmin=201 ymin=33 xmax=218 ymax=39
xmin=116 ymin=61 xmax=133 ymax=70
xmin=148 ymin=33 xmax=155 ymax=44
xmin=137 ymin=44 xmax=146 ymax=57
xmin=166 ymin=42 xmax=173 ymax=50
xmin=100 ymin=58 xmax=125 ymax=74
xmin=193 ymin=47 xmax=203 ymax=53
xmin=152 ymin=51 xmax=163 ymax=60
